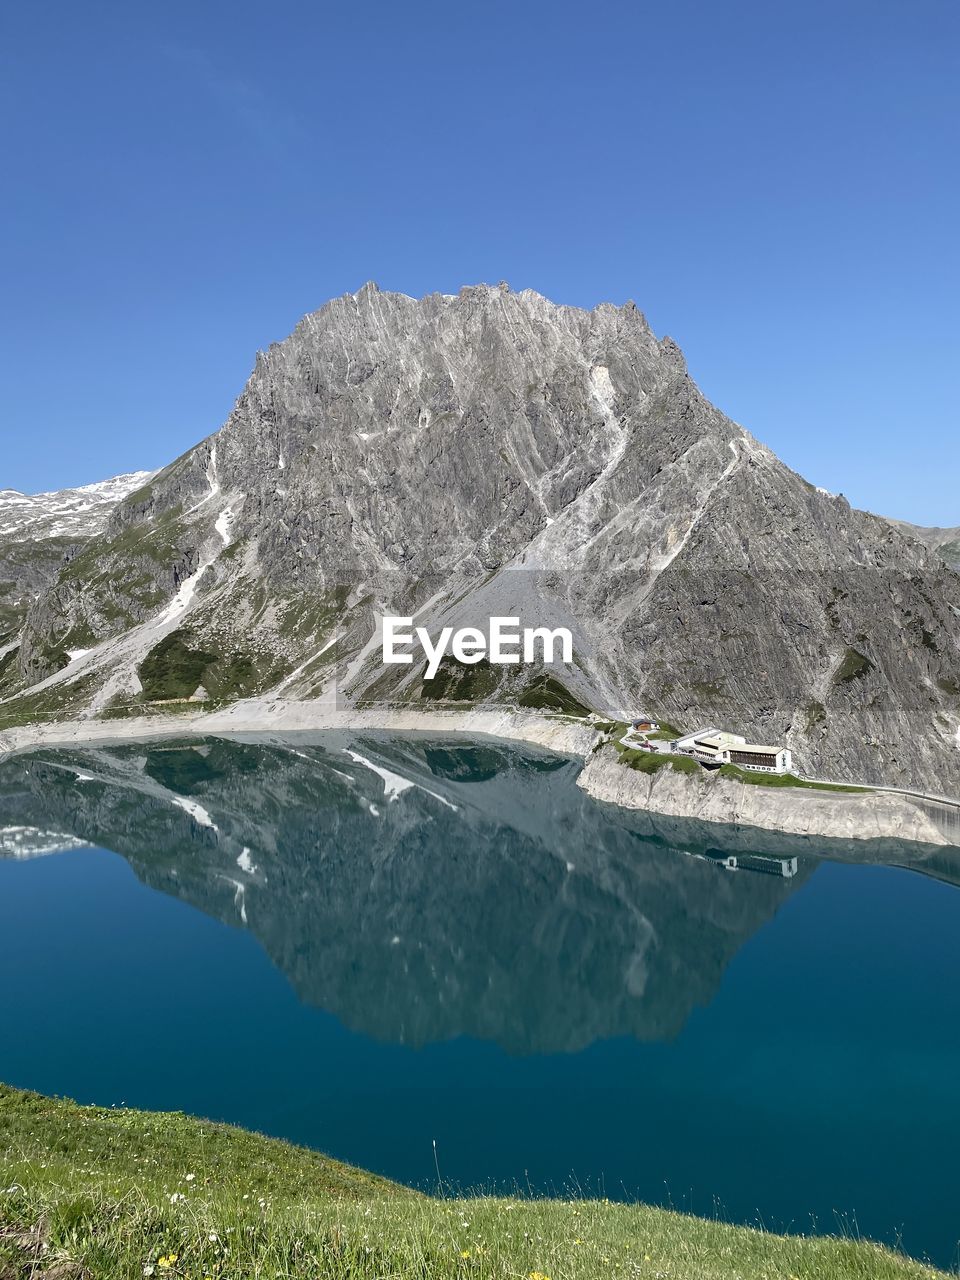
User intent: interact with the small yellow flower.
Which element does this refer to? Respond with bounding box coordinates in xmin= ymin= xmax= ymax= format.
xmin=460 ymin=1250 xmax=472 ymax=1259
xmin=528 ymin=1272 xmax=551 ymax=1280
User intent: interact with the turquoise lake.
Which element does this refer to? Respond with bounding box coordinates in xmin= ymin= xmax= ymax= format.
xmin=1 ymin=734 xmax=958 ymax=1269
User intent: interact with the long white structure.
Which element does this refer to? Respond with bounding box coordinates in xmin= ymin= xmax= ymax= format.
xmin=673 ymin=727 xmax=792 ymax=775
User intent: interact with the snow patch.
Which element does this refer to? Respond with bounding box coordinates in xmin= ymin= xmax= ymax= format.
xmin=158 ymin=505 xmax=235 ymax=625
xmin=342 ymin=748 xmax=458 ymax=810
xmin=342 ymin=749 xmax=413 ymax=801
xmin=0 ymin=826 xmax=93 ymax=859
xmin=215 ymin=507 xmax=235 ymax=547
xmin=171 ymin=796 xmax=219 ymax=832
xmin=0 ymin=471 xmax=154 ymax=542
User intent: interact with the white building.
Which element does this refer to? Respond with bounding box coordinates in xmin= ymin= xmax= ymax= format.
xmin=674 ymin=727 xmax=792 ymax=775
xmin=726 ymin=742 xmax=793 ymax=774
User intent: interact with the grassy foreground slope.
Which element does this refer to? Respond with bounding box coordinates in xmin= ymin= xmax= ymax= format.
xmin=0 ymin=1086 xmax=946 ymax=1280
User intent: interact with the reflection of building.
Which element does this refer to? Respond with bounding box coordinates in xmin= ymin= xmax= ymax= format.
xmin=678 ymin=847 xmax=799 ymax=879
xmin=674 ymin=727 xmax=792 ymax=774
xmin=718 ymin=853 xmax=799 ymax=878
xmin=0 ymin=738 xmax=813 ymax=1054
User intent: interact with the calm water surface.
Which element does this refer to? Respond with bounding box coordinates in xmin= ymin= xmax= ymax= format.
xmin=1 ymin=734 xmax=958 ymax=1269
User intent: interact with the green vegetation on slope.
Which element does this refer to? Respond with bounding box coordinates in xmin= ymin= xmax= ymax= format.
xmin=613 ymin=745 xmax=702 ymax=776
xmin=0 ymin=675 xmax=100 ymax=732
xmin=518 ymin=674 xmax=591 ymax=717
xmin=833 ymin=647 xmax=874 ymax=685
xmin=936 ymin=537 xmax=960 ymax=571
xmin=138 ymin=632 xmax=218 ymax=701
xmin=0 ymin=1086 xmax=945 ymax=1280
xmin=419 ymin=656 xmax=504 ymax=702
xmin=609 ymin=741 xmax=869 ymax=794
xmin=716 ymin=764 xmax=869 ymax=793
xmin=644 ymin=721 xmax=681 ymax=741
xmin=136 ymin=628 xmax=289 ymax=706
xmin=0 ymin=646 xmax=19 ymax=693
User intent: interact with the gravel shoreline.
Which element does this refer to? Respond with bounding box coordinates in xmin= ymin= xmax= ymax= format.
xmin=3 ymin=699 xmax=958 ymax=849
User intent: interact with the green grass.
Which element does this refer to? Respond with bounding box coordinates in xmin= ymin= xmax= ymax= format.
xmin=517 ymin=675 xmax=592 ymax=718
xmin=607 ymin=741 xmax=869 ymax=794
xmin=0 ymin=674 xmax=99 ymax=732
xmin=0 ymin=1086 xmax=945 ymax=1280
xmin=614 ymin=746 xmax=702 ymax=776
xmin=644 ymin=721 xmax=681 ymax=741
xmin=136 ymin=627 xmax=289 ymax=705
xmin=717 ymin=763 xmax=869 ymax=793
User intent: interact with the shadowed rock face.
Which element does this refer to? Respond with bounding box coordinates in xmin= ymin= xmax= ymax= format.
xmin=0 ymin=735 xmax=819 ymax=1053
xmin=9 ymin=285 xmax=960 ymax=790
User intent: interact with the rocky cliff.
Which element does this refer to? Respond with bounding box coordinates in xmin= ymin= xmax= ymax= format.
xmin=3 ymin=285 xmax=959 ymax=792
xmin=0 ymin=472 xmax=152 ymax=687
xmin=578 ymin=748 xmax=960 ymax=847
xmin=886 ymin=519 xmax=960 ymax=571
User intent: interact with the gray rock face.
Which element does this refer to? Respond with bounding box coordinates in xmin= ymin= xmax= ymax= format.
xmin=0 ymin=472 xmax=153 ymax=677
xmin=0 ymin=472 xmax=154 ymax=542
xmin=886 ymin=519 xmax=960 ymax=571
xmin=6 ymin=285 xmax=960 ymax=791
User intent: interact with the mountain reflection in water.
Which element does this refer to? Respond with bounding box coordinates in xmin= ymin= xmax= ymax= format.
xmin=2 ymin=733 xmax=957 ymax=1054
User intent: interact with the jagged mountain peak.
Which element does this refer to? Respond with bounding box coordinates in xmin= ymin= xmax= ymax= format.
xmin=3 ymin=285 xmax=959 ymax=796
xmin=272 ymin=282 xmax=658 ymax=362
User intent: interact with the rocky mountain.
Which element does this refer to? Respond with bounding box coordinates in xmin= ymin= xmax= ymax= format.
xmin=0 ymin=472 xmax=154 ymax=542
xmin=885 ymin=520 xmax=960 ymax=572
xmin=2 ymin=284 xmax=959 ymax=791
xmin=0 ymin=472 xmax=153 ymax=662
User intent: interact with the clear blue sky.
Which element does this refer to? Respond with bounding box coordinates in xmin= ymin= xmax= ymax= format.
xmin=2 ymin=0 xmax=957 ymax=523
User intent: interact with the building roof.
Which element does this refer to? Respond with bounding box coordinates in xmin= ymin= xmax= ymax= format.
xmin=729 ymin=743 xmax=786 ymax=756
xmin=695 ymin=731 xmax=745 ymax=750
